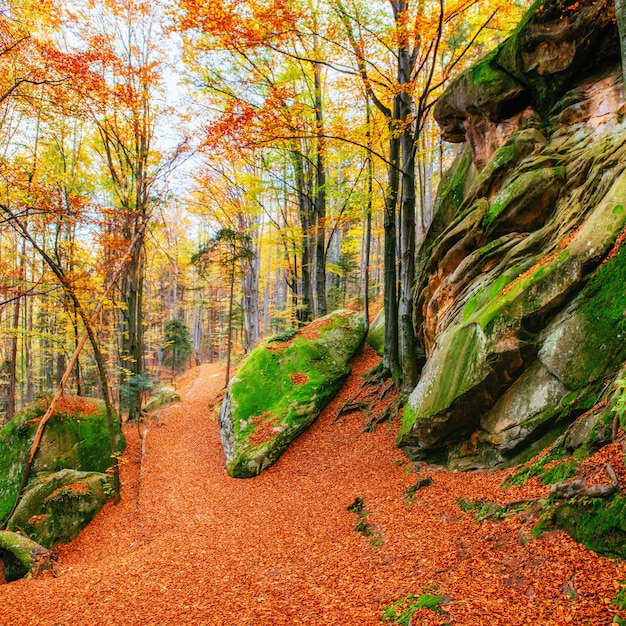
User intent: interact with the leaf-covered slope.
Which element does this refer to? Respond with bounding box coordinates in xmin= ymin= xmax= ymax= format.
xmin=2 ymin=359 xmax=624 ymax=623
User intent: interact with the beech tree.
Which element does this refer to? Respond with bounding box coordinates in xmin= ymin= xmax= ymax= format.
xmin=71 ymin=0 xmax=181 ymax=419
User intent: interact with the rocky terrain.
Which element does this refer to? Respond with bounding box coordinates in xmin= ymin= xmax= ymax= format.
xmin=398 ymin=0 xmax=626 ymax=470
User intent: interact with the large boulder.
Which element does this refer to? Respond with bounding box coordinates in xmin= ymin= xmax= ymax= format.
xmin=143 ymin=386 xmax=181 ymax=412
xmin=0 ymin=397 xmax=125 ymax=523
xmin=219 ymin=310 xmax=365 ymax=478
xmin=7 ymin=469 xmax=114 ymax=548
xmin=399 ymin=0 xmax=626 ymax=468
xmin=0 ymin=531 xmax=54 ymax=582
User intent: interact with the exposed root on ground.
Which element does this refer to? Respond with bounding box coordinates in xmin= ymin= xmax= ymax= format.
xmin=334 ymin=375 xmax=403 ymax=433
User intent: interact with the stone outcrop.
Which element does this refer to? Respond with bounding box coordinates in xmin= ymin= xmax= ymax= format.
xmin=0 ymin=397 xmax=124 ymax=579
xmin=398 ymin=0 xmax=626 ymax=469
xmin=7 ymin=469 xmax=113 ymax=548
xmin=219 ymin=310 xmax=365 ymax=478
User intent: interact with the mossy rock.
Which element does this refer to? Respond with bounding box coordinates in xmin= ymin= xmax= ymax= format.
xmin=399 ymin=323 xmax=492 ymax=452
xmin=494 ymin=0 xmax=615 ymax=116
xmin=0 ymin=397 xmax=125 ymax=522
xmin=219 ymin=310 xmax=365 ymax=478
xmin=536 ymin=496 xmax=626 ymax=559
xmin=366 ymin=309 xmax=385 ymax=356
xmin=400 ymin=136 xmax=626 ymax=461
xmin=143 ymin=387 xmax=181 ymax=412
xmin=7 ymin=469 xmax=113 ymax=548
xmin=403 ymin=0 xmax=623 ymax=467
xmin=0 ymin=530 xmax=54 ymax=582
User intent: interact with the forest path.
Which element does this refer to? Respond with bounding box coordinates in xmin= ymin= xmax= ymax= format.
xmin=1 ymin=347 xmax=625 ymax=625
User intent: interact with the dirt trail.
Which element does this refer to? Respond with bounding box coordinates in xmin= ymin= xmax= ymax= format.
xmin=1 ymin=348 xmax=625 ymax=625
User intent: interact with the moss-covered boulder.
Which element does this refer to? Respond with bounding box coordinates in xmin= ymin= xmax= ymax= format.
xmin=0 ymin=397 xmax=124 ymax=523
xmin=536 ymin=496 xmax=626 ymax=559
xmin=143 ymin=386 xmax=181 ymax=412
xmin=219 ymin=310 xmax=365 ymax=478
xmin=400 ymin=0 xmax=626 ymax=467
xmin=7 ymin=469 xmax=113 ymax=548
xmin=0 ymin=530 xmax=54 ymax=582
xmin=366 ymin=309 xmax=385 ymax=356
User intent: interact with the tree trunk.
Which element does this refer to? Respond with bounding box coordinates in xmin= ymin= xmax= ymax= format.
xmin=120 ymin=243 xmax=145 ymax=421
xmin=225 ymin=255 xmax=236 ymax=387
xmin=397 ymin=21 xmax=419 ymax=390
xmin=400 ymin=132 xmax=418 ymax=391
xmin=72 ymin=312 xmax=82 ymax=396
xmin=25 ymin=288 xmax=33 ymax=404
xmin=6 ymin=295 xmax=20 ymax=422
xmin=363 ymin=97 xmax=374 ymax=332
xmin=242 ymin=250 xmax=259 ymax=353
xmin=6 ymin=238 xmax=26 ymax=422
xmin=617 ymin=0 xmax=626 ymax=95
xmin=291 ymin=149 xmax=314 ymax=323
xmin=313 ymin=57 xmax=327 ymax=318
xmin=382 ymin=101 xmax=401 ymax=381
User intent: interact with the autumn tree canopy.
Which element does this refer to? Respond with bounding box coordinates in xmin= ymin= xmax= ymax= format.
xmin=0 ymin=0 xmax=527 ymax=421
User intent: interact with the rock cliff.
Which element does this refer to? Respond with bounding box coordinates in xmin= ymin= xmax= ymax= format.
xmin=398 ymin=0 xmax=626 ymax=469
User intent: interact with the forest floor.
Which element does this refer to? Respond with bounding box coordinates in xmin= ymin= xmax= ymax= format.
xmin=1 ymin=345 xmax=626 ymax=625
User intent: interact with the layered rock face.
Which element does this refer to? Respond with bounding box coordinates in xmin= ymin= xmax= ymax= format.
xmin=398 ymin=0 xmax=626 ymax=469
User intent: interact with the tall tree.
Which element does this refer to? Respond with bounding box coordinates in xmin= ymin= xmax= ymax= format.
xmin=617 ymin=0 xmax=626 ymax=94
xmin=336 ymin=0 xmax=508 ymax=387
xmin=194 ymin=228 xmax=254 ymax=386
xmin=73 ymin=0 xmax=177 ymax=419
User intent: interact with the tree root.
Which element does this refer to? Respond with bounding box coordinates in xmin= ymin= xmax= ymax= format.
xmin=458 ymin=497 xmax=537 ymax=522
xmin=363 ymin=361 xmax=394 ymax=385
xmin=334 ymin=377 xmax=397 ymax=425
xmin=334 ymin=401 xmax=371 ymax=423
xmin=363 ymin=395 xmax=406 ymax=432
xmin=549 ymin=463 xmax=619 ymax=501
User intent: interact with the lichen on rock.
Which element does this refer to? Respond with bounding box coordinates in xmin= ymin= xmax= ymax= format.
xmin=219 ymin=309 xmax=365 ymax=478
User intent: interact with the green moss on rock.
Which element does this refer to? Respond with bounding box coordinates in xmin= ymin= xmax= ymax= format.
xmin=572 ymin=244 xmax=626 ymax=388
xmin=143 ymin=387 xmax=181 ymax=412
xmin=219 ymin=310 xmax=365 ymax=478
xmin=399 ymin=323 xmax=491 ymax=449
xmin=539 ymin=459 xmax=579 ymax=485
xmin=7 ymin=469 xmax=113 ymax=548
xmin=0 ymin=397 xmax=124 ymax=522
xmin=503 ymin=444 xmax=567 ymax=488
xmin=536 ymin=496 xmax=626 ymax=559
xmin=0 ymin=530 xmax=53 ymax=582
xmin=366 ymin=309 xmax=385 ymax=356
